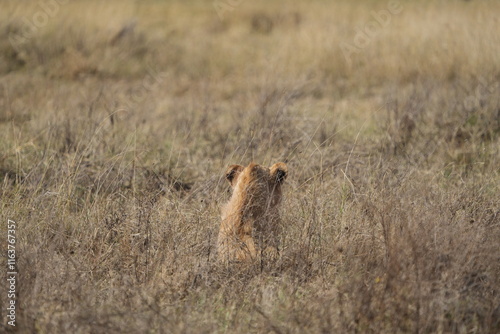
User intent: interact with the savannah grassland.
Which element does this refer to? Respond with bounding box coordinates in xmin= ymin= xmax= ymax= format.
xmin=1 ymin=0 xmax=499 ymax=333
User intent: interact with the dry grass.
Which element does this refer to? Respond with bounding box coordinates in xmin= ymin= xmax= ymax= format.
xmin=1 ymin=0 xmax=499 ymax=333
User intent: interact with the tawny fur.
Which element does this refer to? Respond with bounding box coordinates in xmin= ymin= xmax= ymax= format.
xmin=218 ymin=162 xmax=287 ymax=262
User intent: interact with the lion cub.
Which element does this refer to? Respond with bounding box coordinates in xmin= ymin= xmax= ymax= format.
xmin=218 ymin=162 xmax=288 ymax=262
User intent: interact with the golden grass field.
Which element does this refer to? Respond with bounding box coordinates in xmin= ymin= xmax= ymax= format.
xmin=1 ymin=0 xmax=499 ymax=332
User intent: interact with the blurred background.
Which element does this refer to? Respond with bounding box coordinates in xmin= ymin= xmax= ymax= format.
xmin=1 ymin=0 xmax=499 ymax=333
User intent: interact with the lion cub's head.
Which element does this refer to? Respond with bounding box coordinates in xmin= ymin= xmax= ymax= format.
xmin=218 ymin=162 xmax=288 ymax=262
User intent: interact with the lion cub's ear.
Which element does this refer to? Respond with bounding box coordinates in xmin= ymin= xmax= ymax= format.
xmin=270 ymin=162 xmax=287 ymax=184
xmin=225 ymin=164 xmax=244 ymax=187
